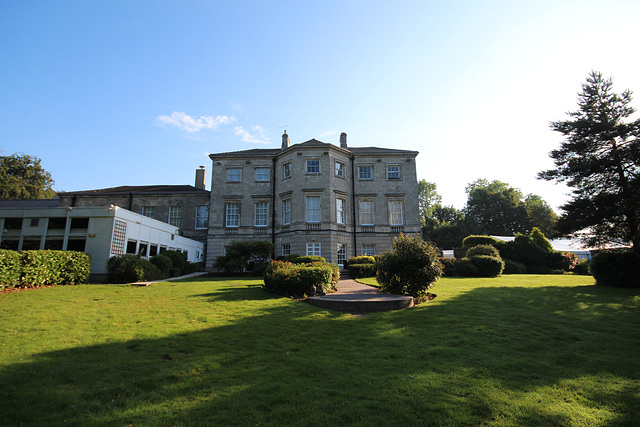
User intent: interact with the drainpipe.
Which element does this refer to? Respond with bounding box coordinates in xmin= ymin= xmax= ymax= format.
xmin=351 ymin=153 xmax=357 ymax=259
xmin=271 ymin=156 xmax=277 ymax=259
xmin=128 ymin=192 xmax=133 ymax=210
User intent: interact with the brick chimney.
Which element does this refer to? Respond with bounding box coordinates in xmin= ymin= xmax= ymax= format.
xmin=195 ymin=166 xmax=206 ymax=190
xmin=340 ymin=132 xmax=347 ymax=148
xmin=281 ymin=130 xmax=290 ymax=149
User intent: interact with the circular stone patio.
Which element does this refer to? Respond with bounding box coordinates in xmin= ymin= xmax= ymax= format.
xmin=307 ymin=279 xmax=414 ymax=313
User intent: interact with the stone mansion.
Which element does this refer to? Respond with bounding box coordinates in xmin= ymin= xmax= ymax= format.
xmin=206 ymin=131 xmax=421 ymax=269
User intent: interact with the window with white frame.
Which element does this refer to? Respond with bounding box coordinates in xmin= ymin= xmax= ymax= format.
xmin=389 ymin=200 xmax=404 ymax=225
xmin=282 ymin=199 xmax=291 ymax=225
xmin=141 ymin=206 xmax=154 ymax=218
xmin=358 ymin=165 xmax=373 ymax=180
xmin=227 ymin=168 xmax=242 ymax=182
xmin=362 ymin=244 xmax=376 ymax=256
xmin=283 ymin=162 xmax=291 ymax=179
xmin=306 ymin=196 xmax=321 ymax=223
xmin=335 ymin=161 xmax=345 ymax=178
xmin=281 ymin=243 xmax=291 ymax=256
xmin=225 ymin=203 xmax=240 ymax=227
xmin=359 ymin=200 xmax=374 ymax=225
xmin=254 ymin=201 xmax=268 ymax=227
xmin=306 ymin=242 xmax=321 ymax=256
xmin=255 ymin=167 xmax=270 ymax=182
xmin=195 ymin=205 xmax=208 ymax=229
xmin=387 ymin=165 xmax=401 ymax=180
xmin=168 ymin=206 xmax=181 ymax=227
xmin=337 ymin=244 xmax=347 ymax=266
xmin=336 ymin=198 xmax=346 ymax=224
xmin=306 ymin=159 xmax=320 ymax=174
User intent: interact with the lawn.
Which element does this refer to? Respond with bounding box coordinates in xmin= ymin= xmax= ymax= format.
xmin=1 ymin=275 xmax=639 ymax=426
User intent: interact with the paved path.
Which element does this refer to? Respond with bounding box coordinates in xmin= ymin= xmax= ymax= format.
xmin=335 ymin=278 xmax=381 ymax=295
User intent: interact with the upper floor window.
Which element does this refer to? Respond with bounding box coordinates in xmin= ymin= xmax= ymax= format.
xmin=283 ymin=162 xmax=291 ymax=179
xmin=255 ymin=202 xmax=268 ymax=227
xmin=335 ymin=161 xmax=345 ymax=178
xmin=306 ymin=159 xmax=320 ymax=174
xmin=225 ymin=203 xmax=240 ymax=227
xmin=336 ymin=198 xmax=346 ymax=224
xmin=168 ymin=206 xmax=181 ymax=227
xmin=282 ymin=199 xmax=292 ymax=225
xmin=359 ymin=165 xmax=373 ymax=180
xmin=227 ymin=168 xmax=242 ymax=182
xmin=195 ymin=205 xmax=208 ymax=229
xmin=306 ymin=196 xmax=321 ymax=223
xmin=389 ymin=200 xmax=404 ymax=225
xmin=255 ymin=167 xmax=270 ymax=182
xmin=360 ymin=200 xmax=374 ymax=225
xmin=141 ymin=206 xmax=155 ymax=218
xmin=387 ymin=165 xmax=401 ymax=180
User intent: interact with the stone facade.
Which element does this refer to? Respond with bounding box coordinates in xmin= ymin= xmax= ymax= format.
xmin=58 ymin=183 xmax=210 ymax=244
xmin=205 ymin=132 xmax=420 ymax=270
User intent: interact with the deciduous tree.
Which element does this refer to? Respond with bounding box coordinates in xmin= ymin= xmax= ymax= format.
xmin=0 ymin=153 xmax=56 ymax=199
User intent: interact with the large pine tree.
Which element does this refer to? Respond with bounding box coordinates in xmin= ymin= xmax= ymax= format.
xmin=539 ymin=71 xmax=640 ymax=251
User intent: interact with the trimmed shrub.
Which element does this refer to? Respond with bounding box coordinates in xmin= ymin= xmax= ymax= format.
xmin=215 ymin=240 xmax=274 ymax=274
xmin=466 ymin=244 xmax=501 ymax=258
xmin=347 ymin=256 xmax=376 ymax=265
xmin=456 ymin=258 xmax=479 ymax=277
xmin=503 ymin=259 xmax=526 ymax=274
xmin=497 ymin=234 xmax=550 ymax=269
xmin=375 ymin=234 xmax=442 ymax=298
xmin=462 ymin=235 xmax=502 ymax=248
xmin=107 ymin=255 xmax=162 ymax=283
xmin=150 ymin=254 xmax=172 ymax=278
xmin=163 ymin=250 xmax=188 ymax=276
xmin=470 ymin=255 xmax=504 ymax=277
xmin=0 ymin=249 xmax=22 ymax=290
xmin=348 ymin=263 xmax=376 ymax=278
xmin=573 ymin=259 xmax=591 ymax=275
xmin=289 ymin=255 xmax=327 ymax=264
xmin=17 ymin=250 xmax=91 ymax=287
xmin=590 ymin=251 xmax=640 ymax=288
xmin=263 ymin=260 xmax=338 ymax=297
xmin=439 ymin=257 xmax=458 ymax=277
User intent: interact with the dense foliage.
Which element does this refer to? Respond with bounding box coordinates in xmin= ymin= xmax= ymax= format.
xmin=107 ymin=255 xmax=162 ymax=283
xmin=215 ymin=240 xmax=274 ymax=274
xmin=0 ymin=249 xmax=91 ymax=289
xmin=540 ymin=71 xmax=640 ymax=252
xmin=263 ymin=260 xmax=339 ymax=297
xmin=376 ymin=234 xmax=442 ymax=298
xmin=346 ymin=256 xmax=377 ymax=278
xmin=590 ymin=250 xmax=640 ymax=288
xmin=150 ymin=254 xmax=173 ymax=278
xmin=0 ymin=153 xmax=56 ymax=199
xmin=462 ymin=235 xmax=502 ymax=248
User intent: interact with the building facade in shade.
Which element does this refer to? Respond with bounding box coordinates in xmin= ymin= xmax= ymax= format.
xmin=206 ymin=132 xmax=420 ymax=270
xmin=57 ymin=167 xmax=210 ymax=244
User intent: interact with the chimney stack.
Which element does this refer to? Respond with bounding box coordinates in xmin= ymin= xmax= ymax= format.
xmin=340 ymin=132 xmax=347 ymax=149
xmin=281 ymin=130 xmax=290 ymax=149
xmin=195 ymin=166 xmax=206 ymax=190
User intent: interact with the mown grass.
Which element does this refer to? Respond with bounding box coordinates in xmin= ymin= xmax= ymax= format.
xmin=1 ymin=275 xmax=639 ymax=426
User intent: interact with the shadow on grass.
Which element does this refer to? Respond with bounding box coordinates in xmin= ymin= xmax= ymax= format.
xmin=1 ymin=282 xmax=638 ymax=425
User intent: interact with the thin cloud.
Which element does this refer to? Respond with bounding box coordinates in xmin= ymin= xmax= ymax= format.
xmin=317 ymin=130 xmax=337 ymax=138
xmin=234 ymin=125 xmax=269 ymax=144
xmin=156 ymin=112 xmax=236 ymax=132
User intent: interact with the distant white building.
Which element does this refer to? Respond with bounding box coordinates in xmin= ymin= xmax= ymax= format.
xmin=0 ymin=203 xmax=205 ymax=281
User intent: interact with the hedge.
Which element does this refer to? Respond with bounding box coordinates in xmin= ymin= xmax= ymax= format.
xmin=0 ymin=250 xmax=91 ymax=289
xmin=263 ymin=260 xmax=339 ymax=297
xmin=469 ymin=255 xmax=504 ymax=277
xmin=347 ymin=256 xmax=375 ymax=265
xmin=107 ymin=254 xmax=163 ymax=283
xmin=462 ymin=235 xmax=502 ymax=248
xmin=590 ymin=251 xmax=640 ymax=288
xmin=348 ymin=263 xmax=377 ymax=278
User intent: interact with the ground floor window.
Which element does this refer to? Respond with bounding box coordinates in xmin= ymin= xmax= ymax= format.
xmin=362 ymin=244 xmax=375 ymax=256
xmin=306 ymin=242 xmax=321 ymax=256
xmin=337 ymin=244 xmax=347 ymax=266
xmin=126 ymin=239 xmax=137 ymax=254
xmin=282 ymin=243 xmax=291 ymax=257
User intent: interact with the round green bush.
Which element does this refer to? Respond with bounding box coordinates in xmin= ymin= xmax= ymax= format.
xmin=162 ymin=250 xmax=187 ymax=276
xmin=347 ymin=263 xmax=376 ymax=278
xmin=573 ymin=259 xmax=591 ymax=275
xmin=470 ymin=255 xmax=505 ymax=277
xmin=150 ymin=254 xmax=172 ymax=278
xmin=347 ymin=256 xmax=375 ymax=265
xmin=503 ymin=259 xmax=526 ymax=274
xmin=462 ymin=235 xmax=501 ymax=248
xmin=290 ymin=255 xmax=326 ymax=264
xmin=107 ymin=255 xmax=162 ymax=283
xmin=439 ymin=257 xmax=458 ymax=277
xmin=456 ymin=258 xmax=479 ymax=277
xmin=590 ymin=251 xmax=640 ymax=288
xmin=466 ymin=244 xmax=501 ymax=258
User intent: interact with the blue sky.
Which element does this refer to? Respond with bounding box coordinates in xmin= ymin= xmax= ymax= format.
xmin=2 ymin=0 xmax=640 ymax=210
